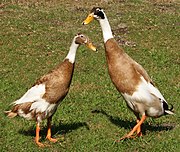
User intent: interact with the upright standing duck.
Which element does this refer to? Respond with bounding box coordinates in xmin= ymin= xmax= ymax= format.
xmin=83 ymin=7 xmax=174 ymax=140
xmin=5 ymin=33 xmax=96 ymax=146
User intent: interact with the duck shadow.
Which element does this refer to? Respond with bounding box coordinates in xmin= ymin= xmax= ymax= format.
xmin=18 ymin=121 xmax=89 ymax=140
xmin=91 ymin=109 xmax=175 ymax=135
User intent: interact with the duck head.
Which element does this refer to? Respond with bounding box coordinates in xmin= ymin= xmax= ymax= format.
xmin=75 ymin=33 xmax=97 ymax=52
xmin=82 ymin=7 xmax=105 ymax=25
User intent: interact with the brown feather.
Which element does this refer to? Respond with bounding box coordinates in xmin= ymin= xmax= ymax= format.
xmin=105 ymin=38 xmax=153 ymax=95
xmin=36 ymin=59 xmax=74 ymax=104
xmin=4 ymin=111 xmax=17 ymax=118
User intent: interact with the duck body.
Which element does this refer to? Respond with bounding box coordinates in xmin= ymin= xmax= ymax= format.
xmin=83 ymin=7 xmax=173 ymax=140
xmin=5 ymin=33 xmax=96 ymax=146
xmin=105 ymin=38 xmax=165 ymax=118
xmin=11 ymin=59 xmax=74 ymax=122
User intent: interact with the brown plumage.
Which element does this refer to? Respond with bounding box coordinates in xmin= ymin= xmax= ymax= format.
xmin=105 ymin=38 xmax=153 ymax=95
xmin=83 ymin=7 xmax=174 ymax=140
xmin=36 ymin=59 xmax=74 ymax=104
xmin=5 ymin=33 xmax=96 ymax=146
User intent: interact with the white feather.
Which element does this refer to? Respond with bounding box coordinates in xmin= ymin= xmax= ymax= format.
xmin=148 ymin=107 xmax=160 ymax=115
xmin=30 ymin=100 xmax=58 ymax=118
xmin=65 ymin=37 xmax=79 ymax=63
xmin=18 ymin=109 xmax=32 ymax=120
xmin=12 ymin=83 xmax=58 ymax=120
xmin=46 ymin=103 xmax=58 ymax=117
xmin=147 ymin=79 xmax=165 ymax=101
xmin=123 ymin=76 xmax=165 ymax=105
xmin=30 ymin=99 xmax=49 ymax=112
xmin=122 ymin=76 xmax=166 ymax=116
xmin=13 ymin=84 xmax=46 ymax=105
xmin=122 ymin=76 xmax=166 ymax=117
xmin=99 ymin=13 xmax=114 ymax=43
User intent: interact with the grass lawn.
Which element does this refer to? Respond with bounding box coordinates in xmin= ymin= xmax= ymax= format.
xmin=0 ymin=0 xmax=179 ymax=151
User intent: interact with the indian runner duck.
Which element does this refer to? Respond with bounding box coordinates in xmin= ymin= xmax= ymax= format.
xmin=83 ymin=7 xmax=174 ymax=140
xmin=5 ymin=33 xmax=97 ymax=146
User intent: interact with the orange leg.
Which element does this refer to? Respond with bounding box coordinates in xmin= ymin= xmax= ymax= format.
xmin=119 ymin=115 xmax=146 ymax=141
xmin=35 ymin=123 xmax=44 ymax=147
xmin=46 ymin=117 xmax=57 ymax=143
xmin=136 ymin=119 xmax=142 ymax=137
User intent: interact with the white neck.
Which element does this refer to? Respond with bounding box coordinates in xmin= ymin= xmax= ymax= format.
xmin=65 ymin=38 xmax=79 ymax=63
xmin=99 ymin=13 xmax=114 ymax=43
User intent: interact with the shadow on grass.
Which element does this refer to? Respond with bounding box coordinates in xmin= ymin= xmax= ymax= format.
xmin=91 ymin=109 xmax=175 ymax=135
xmin=18 ymin=121 xmax=89 ymax=140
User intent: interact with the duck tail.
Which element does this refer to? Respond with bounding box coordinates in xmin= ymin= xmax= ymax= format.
xmin=165 ymin=110 xmax=174 ymax=115
xmin=163 ymin=102 xmax=174 ymax=115
xmin=4 ymin=110 xmax=17 ymax=118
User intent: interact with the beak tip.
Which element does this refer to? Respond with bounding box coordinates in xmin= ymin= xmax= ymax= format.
xmin=93 ymin=48 xmax=98 ymax=52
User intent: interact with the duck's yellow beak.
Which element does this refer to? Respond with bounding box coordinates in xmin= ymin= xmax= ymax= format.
xmin=82 ymin=13 xmax=94 ymax=25
xmin=86 ymin=42 xmax=97 ymax=52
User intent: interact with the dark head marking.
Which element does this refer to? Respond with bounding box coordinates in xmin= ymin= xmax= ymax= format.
xmin=163 ymin=101 xmax=168 ymax=111
xmin=162 ymin=100 xmax=174 ymax=115
xmin=91 ymin=7 xmax=105 ymax=19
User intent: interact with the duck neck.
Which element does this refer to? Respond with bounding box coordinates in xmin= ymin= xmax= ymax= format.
xmin=65 ymin=39 xmax=79 ymax=64
xmin=99 ymin=14 xmax=114 ymax=43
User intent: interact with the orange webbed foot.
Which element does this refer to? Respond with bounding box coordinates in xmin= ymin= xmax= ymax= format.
xmin=117 ymin=115 xmax=146 ymax=141
xmin=46 ymin=136 xmax=58 ymax=143
xmin=35 ymin=139 xmax=45 ymax=147
xmin=116 ymin=134 xmax=137 ymax=142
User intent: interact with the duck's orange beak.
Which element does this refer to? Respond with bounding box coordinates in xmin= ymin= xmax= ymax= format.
xmin=86 ymin=42 xmax=97 ymax=52
xmin=82 ymin=13 xmax=94 ymax=25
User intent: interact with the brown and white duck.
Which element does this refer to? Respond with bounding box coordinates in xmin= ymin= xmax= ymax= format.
xmin=5 ymin=33 xmax=96 ymax=146
xmin=83 ymin=7 xmax=174 ymax=140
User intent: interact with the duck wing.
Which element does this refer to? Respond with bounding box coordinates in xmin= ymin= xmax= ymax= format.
xmin=13 ymin=84 xmax=46 ymax=105
xmin=132 ymin=61 xmax=155 ymax=85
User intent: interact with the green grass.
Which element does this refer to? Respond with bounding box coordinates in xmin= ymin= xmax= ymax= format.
xmin=0 ymin=0 xmax=180 ymax=151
